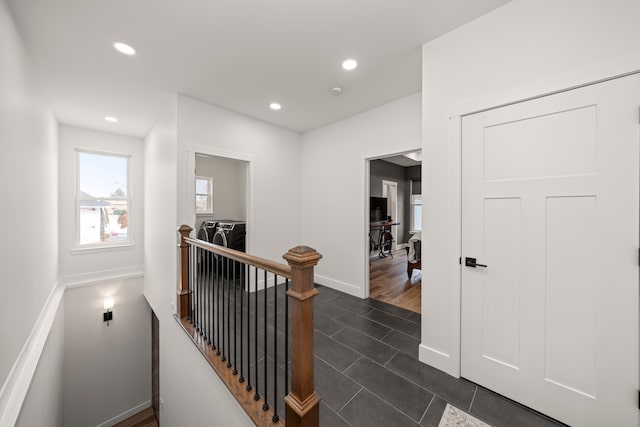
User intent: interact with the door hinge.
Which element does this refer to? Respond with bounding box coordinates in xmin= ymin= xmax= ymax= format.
xmin=638 ymin=389 xmax=639 ymax=409
xmin=459 ymin=257 xmax=462 ymax=265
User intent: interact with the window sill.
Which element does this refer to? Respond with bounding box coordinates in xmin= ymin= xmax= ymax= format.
xmin=71 ymin=243 xmax=135 ymax=254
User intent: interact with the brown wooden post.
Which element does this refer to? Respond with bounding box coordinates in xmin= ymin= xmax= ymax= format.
xmin=283 ymin=246 xmax=322 ymax=427
xmin=177 ymin=225 xmax=193 ymax=319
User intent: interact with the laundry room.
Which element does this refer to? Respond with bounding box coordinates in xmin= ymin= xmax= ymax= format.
xmin=195 ymin=153 xmax=248 ymax=252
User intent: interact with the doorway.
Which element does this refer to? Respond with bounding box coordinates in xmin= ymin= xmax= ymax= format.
xmin=367 ymin=152 xmax=422 ymax=313
xmin=460 ymin=74 xmax=639 ymax=426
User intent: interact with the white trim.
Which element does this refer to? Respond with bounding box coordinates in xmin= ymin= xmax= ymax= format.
xmin=71 ymin=243 xmax=135 ymax=254
xmin=314 ymin=274 xmax=363 ymax=298
xmin=187 ymin=144 xmax=254 ymax=163
xmin=95 ymin=400 xmax=151 ymax=427
xmin=0 ymin=281 xmax=65 ymax=427
xmin=62 ymin=265 xmax=144 ymax=289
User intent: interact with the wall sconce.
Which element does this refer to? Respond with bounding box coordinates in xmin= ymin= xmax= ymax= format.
xmin=103 ymin=297 xmax=114 ymax=325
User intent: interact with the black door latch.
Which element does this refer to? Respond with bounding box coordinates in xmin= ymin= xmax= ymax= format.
xmin=465 ymin=257 xmax=487 ymax=268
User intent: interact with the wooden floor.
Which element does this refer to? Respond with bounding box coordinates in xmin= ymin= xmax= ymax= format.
xmin=369 ymin=248 xmax=421 ymax=313
xmin=114 ymin=407 xmax=158 ymax=427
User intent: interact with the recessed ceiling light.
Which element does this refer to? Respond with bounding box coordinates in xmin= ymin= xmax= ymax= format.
xmin=104 ymin=116 xmax=118 ymax=123
xmin=113 ymin=42 xmax=136 ymax=56
xmin=342 ymin=59 xmax=358 ymax=71
xmin=269 ymin=103 xmax=282 ymax=110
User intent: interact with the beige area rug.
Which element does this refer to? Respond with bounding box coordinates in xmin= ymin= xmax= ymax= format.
xmin=438 ymin=404 xmax=491 ymax=427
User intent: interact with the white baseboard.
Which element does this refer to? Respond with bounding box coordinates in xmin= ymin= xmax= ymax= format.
xmin=314 ymin=274 xmax=363 ymax=298
xmin=0 ymin=281 xmax=65 ymax=427
xmin=419 ymin=343 xmax=460 ymax=378
xmin=96 ymin=400 xmax=151 ymax=427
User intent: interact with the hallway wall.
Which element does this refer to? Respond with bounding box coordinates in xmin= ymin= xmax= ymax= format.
xmin=420 ymin=0 xmax=640 ymax=375
xmin=0 ymin=2 xmax=61 ymax=424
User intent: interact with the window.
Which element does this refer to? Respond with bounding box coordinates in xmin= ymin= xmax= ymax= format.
xmin=77 ymin=151 xmax=130 ymax=247
xmin=410 ymin=194 xmax=422 ymax=232
xmin=195 ymin=176 xmax=213 ymax=214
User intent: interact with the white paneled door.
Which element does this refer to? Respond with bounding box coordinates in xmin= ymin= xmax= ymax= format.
xmin=461 ymin=74 xmax=640 ymax=427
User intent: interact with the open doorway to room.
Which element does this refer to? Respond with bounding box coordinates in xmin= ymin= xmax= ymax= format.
xmin=367 ymin=151 xmax=422 ymax=313
xmin=193 ymin=153 xmax=249 ymax=253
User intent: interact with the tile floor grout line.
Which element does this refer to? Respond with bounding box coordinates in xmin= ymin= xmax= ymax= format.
xmin=418 ymin=394 xmax=436 ymax=425
xmin=341 ymin=355 xmax=364 ymax=374
xmin=350 ymin=379 xmax=427 ymax=425
xmin=384 ymin=349 xmax=399 ymax=367
xmin=337 ymin=387 xmax=364 ymax=414
xmin=468 ymin=386 xmax=478 ymax=412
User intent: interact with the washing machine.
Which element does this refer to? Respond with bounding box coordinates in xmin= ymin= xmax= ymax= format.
xmin=197 ymin=220 xmax=217 ymax=242
xmin=212 ymin=220 xmax=246 ymax=278
xmin=212 ymin=220 xmax=246 ymax=252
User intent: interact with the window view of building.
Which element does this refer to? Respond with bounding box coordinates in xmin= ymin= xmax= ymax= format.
xmin=77 ymin=151 xmax=130 ymax=246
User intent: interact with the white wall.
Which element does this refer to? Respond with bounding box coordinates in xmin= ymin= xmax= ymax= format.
xmin=58 ymin=125 xmax=144 ymax=282
xmin=15 ymin=300 xmax=64 ymax=427
xmin=420 ymin=0 xmax=640 ymax=375
xmin=301 ymin=93 xmax=421 ymax=297
xmin=177 ymin=95 xmax=303 ymax=262
xmin=63 ymin=277 xmax=150 ymax=427
xmin=0 ymin=1 xmax=61 ymax=422
xmin=195 ymin=155 xmax=247 ymax=224
xmin=144 ymin=96 xmax=252 ymax=426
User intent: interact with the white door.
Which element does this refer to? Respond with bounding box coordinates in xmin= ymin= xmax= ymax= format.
xmin=461 ymin=74 xmax=640 ymax=427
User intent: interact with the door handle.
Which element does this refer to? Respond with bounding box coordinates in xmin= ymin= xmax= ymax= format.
xmin=465 ymin=257 xmax=487 ymax=268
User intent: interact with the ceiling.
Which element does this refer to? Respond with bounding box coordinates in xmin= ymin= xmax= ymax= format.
xmin=7 ymin=0 xmax=511 ymax=137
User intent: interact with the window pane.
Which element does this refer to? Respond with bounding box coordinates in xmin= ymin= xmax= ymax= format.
xmin=195 ymin=195 xmax=209 ymax=213
xmin=195 ymin=178 xmax=209 ymax=195
xmin=79 ymin=201 xmax=128 ymax=244
xmin=79 ymin=152 xmax=127 ymax=198
xmin=413 ymin=205 xmax=422 ymax=231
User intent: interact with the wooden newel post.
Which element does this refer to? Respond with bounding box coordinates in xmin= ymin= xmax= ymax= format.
xmin=177 ymin=225 xmax=193 ymax=319
xmin=283 ymin=246 xmax=322 ymax=427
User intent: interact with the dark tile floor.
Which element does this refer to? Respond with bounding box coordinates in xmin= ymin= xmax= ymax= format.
xmin=190 ymin=272 xmax=566 ymax=427
xmin=311 ymin=285 xmax=566 ymax=427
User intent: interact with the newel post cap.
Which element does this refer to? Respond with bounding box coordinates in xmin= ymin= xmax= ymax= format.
xmin=283 ymin=246 xmax=322 ymax=268
xmin=177 ymin=224 xmax=193 ymax=234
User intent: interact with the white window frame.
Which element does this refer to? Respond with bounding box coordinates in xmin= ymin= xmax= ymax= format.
xmin=75 ymin=149 xmax=132 ymax=249
xmin=195 ymin=176 xmax=213 ymax=214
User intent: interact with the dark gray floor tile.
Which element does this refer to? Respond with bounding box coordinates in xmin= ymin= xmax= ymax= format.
xmin=365 ymin=298 xmax=415 ymax=318
xmin=335 ymin=311 xmax=391 ymax=340
xmin=331 ymin=296 xmax=375 ymax=315
xmin=381 ymin=330 xmax=420 ymax=359
xmin=315 ymin=299 xmax=351 ymax=319
xmin=344 ymin=357 xmax=433 ymax=422
xmin=420 ymin=396 xmax=448 ymax=427
xmin=320 ymin=401 xmax=351 ymax=427
xmin=470 ymin=387 xmax=566 ymax=427
xmin=386 ymin=352 xmax=476 ymax=410
xmin=363 ymin=309 xmax=421 ymax=338
xmin=339 ymin=389 xmax=420 ymax=427
xmin=315 ymin=311 xmax=346 ymax=336
xmin=332 ymin=327 xmax=397 ymax=365
xmin=315 ymin=285 xmax=342 ymax=304
xmin=314 ymin=330 xmax=360 ymax=371
xmin=407 ymin=311 xmax=422 ymax=325
xmin=315 ymin=357 xmax=362 ymax=412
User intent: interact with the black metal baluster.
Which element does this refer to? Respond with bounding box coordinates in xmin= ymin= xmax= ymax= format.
xmin=188 ymin=245 xmax=194 ymax=323
xmin=195 ymin=246 xmax=200 ymax=331
xmin=233 ymin=259 xmax=238 ymax=375
xmin=206 ymin=249 xmax=211 ymax=345
xmin=238 ymin=264 xmax=246 ymax=383
xmin=211 ymin=251 xmax=216 ymax=350
xmin=285 ymin=278 xmax=289 ymax=398
xmin=245 ymin=263 xmax=252 ymax=391
xmin=221 ymin=256 xmax=226 ymax=362
xmin=263 ymin=270 xmax=269 ymax=411
xmin=254 ymin=266 xmax=260 ymax=401
xmin=272 ymin=273 xmax=279 ymax=422
xmin=216 ymin=254 xmax=221 ymax=356
xmin=200 ymin=247 xmax=204 ymax=335
xmin=226 ymin=257 xmax=232 ymax=369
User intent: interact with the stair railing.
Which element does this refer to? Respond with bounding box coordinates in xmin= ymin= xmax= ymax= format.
xmin=177 ymin=225 xmax=321 ymax=426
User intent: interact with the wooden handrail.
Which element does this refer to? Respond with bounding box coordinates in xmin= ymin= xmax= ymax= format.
xmin=176 ymin=225 xmax=321 ymax=426
xmin=184 ymin=236 xmax=292 ymax=279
